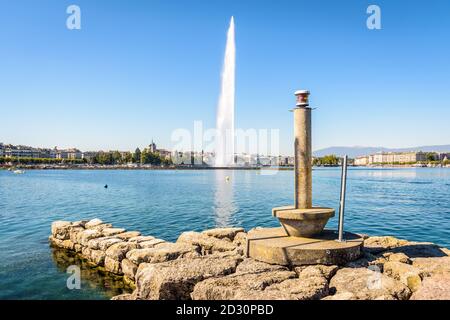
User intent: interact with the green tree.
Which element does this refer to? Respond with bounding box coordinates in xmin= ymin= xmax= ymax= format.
xmin=140 ymin=150 xmax=148 ymax=164
xmin=321 ymin=154 xmax=339 ymax=166
xmin=426 ymin=153 xmax=436 ymax=162
xmin=122 ymin=152 xmax=132 ymax=164
xmin=112 ymin=151 xmax=122 ymax=164
xmin=133 ymin=148 xmax=141 ymax=163
xmin=95 ymin=152 xmax=113 ymax=165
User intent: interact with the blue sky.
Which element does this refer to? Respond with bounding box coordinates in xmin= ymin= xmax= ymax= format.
xmin=0 ymin=0 xmax=449 ymax=154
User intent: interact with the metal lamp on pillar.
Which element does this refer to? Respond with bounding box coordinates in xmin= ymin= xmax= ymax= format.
xmin=246 ymin=90 xmax=364 ymax=266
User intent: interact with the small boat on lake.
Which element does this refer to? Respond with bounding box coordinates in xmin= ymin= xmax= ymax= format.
xmin=12 ymin=169 xmax=25 ymax=174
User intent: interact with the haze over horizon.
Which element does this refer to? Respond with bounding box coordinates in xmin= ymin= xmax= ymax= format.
xmin=1 ymin=0 xmax=449 ymax=154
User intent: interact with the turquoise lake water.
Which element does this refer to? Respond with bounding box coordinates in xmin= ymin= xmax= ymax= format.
xmin=0 ymin=168 xmax=449 ymax=299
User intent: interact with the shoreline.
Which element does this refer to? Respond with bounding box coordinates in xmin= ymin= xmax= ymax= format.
xmin=50 ymin=218 xmax=450 ymax=300
xmin=1 ymin=165 xmax=449 ymax=171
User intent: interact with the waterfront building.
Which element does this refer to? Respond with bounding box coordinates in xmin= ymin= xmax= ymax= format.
xmin=157 ymin=149 xmax=172 ymax=160
xmin=82 ymin=151 xmax=98 ymax=162
xmin=354 ymin=156 xmax=369 ymax=166
xmin=56 ymin=148 xmax=82 ymax=160
xmin=148 ymin=140 xmax=157 ymax=153
xmin=3 ymin=145 xmax=33 ymax=158
xmin=362 ymin=151 xmax=428 ymax=165
xmin=438 ymin=152 xmax=450 ymax=161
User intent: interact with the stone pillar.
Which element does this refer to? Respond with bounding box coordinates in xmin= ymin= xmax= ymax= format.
xmin=294 ymin=90 xmax=312 ymax=209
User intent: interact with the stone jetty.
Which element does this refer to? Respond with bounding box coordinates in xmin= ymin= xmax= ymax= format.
xmin=50 ymin=219 xmax=450 ymax=300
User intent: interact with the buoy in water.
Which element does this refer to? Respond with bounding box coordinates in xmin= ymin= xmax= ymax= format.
xmin=225 ymin=176 xmax=230 ymax=182
xmin=104 ymin=184 xmax=108 ymax=189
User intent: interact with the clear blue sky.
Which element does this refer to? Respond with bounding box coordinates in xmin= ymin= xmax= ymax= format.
xmin=1 ymin=0 xmax=449 ymax=154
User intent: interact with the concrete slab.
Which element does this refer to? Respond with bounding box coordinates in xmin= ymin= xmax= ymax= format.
xmin=247 ymin=227 xmax=363 ymax=266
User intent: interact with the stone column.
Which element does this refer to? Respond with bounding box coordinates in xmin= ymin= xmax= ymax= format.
xmin=294 ymin=90 xmax=312 ymax=209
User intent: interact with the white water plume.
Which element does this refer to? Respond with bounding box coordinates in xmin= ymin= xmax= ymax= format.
xmin=215 ymin=16 xmax=235 ymax=167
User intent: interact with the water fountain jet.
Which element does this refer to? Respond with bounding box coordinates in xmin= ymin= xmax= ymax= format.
xmin=215 ymin=16 xmax=235 ymax=167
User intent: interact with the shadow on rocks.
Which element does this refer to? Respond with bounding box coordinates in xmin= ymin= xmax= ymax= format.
xmin=51 ymin=248 xmax=134 ymax=298
xmin=389 ymin=244 xmax=447 ymax=258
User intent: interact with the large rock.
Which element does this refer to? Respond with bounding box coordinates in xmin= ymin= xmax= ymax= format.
xmin=177 ymin=231 xmax=237 ymax=254
xmin=345 ymin=251 xmax=386 ymax=270
xmin=81 ymin=247 xmax=92 ymax=260
xmin=77 ymin=229 xmax=103 ymax=246
xmin=90 ymin=223 xmax=113 ymax=232
xmin=294 ymin=265 xmax=339 ymax=281
xmin=322 ymin=292 xmax=356 ymax=300
xmin=87 ymin=236 xmax=118 ymax=250
xmin=48 ymin=236 xmax=75 ymax=250
xmin=51 ymin=221 xmax=72 ymax=240
xmin=410 ymin=273 xmax=450 ymax=300
xmin=383 ymin=261 xmax=422 ymax=292
xmin=71 ymin=220 xmax=88 ymax=228
xmin=88 ymin=249 xmax=106 ymax=265
xmin=105 ymin=256 xmax=122 ymax=274
xmin=74 ymin=244 xmax=82 ymax=253
xmin=85 ymin=218 xmax=104 ymax=229
xmin=128 ymin=236 xmax=156 ymax=243
xmin=233 ymin=232 xmax=247 ymax=247
xmin=105 ymin=242 xmax=139 ymax=261
xmin=232 ymin=290 xmax=297 ymax=300
xmin=191 ymin=270 xmax=296 ymax=300
xmin=69 ymin=226 xmax=85 ymax=244
xmin=121 ymin=258 xmax=138 ymax=280
xmin=411 ymin=256 xmax=450 ymax=277
xmin=329 ymin=267 xmax=411 ymax=300
xmin=98 ymin=238 xmax=124 ymax=251
xmin=135 ymin=254 xmax=242 ymax=300
xmin=139 ymin=239 xmax=166 ymax=248
xmin=126 ymin=243 xmax=199 ymax=265
xmin=116 ymin=231 xmax=142 ymax=240
xmin=102 ymin=228 xmax=126 ymax=237
xmin=382 ymin=252 xmax=411 ymax=264
xmin=235 ymin=258 xmax=287 ymax=274
xmin=265 ymin=274 xmax=329 ymax=300
xmin=364 ymin=236 xmax=409 ymax=254
xmin=202 ymin=227 xmax=245 ymax=241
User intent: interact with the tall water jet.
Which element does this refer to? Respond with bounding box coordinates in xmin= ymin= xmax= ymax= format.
xmin=215 ymin=16 xmax=235 ymax=167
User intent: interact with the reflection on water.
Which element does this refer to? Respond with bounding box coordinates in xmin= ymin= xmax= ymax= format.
xmin=355 ymin=168 xmax=418 ymax=179
xmin=213 ymin=170 xmax=238 ymax=226
xmin=51 ymin=248 xmax=133 ymax=298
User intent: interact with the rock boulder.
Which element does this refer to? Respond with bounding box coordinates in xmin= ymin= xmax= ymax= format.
xmin=329 ymin=267 xmax=411 ymax=300
xmin=177 ymin=231 xmax=237 ymax=254
xmin=135 ymin=254 xmax=242 ymax=300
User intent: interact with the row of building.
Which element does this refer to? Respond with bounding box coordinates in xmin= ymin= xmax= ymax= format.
xmin=354 ymin=151 xmax=449 ymax=166
xmin=170 ymin=151 xmax=295 ymax=166
xmin=0 ymin=142 xmax=173 ymax=162
xmin=0 ymin=143 xmax=82 ymax=160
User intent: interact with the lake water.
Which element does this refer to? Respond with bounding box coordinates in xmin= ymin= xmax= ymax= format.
xmin=0 ymin=168 xmax=449 ymax=299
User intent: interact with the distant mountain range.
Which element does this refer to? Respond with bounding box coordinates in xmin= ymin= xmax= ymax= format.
xmin=313 ymin=145 xmax=450 ymax=158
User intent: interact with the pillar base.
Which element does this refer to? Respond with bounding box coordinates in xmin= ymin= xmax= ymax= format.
xmin=272 ymin=206 xmax=335 ymax=237
xmin=247 ymin=227 xmax=364 ymax=266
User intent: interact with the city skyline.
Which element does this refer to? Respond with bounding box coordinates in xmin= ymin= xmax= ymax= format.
xmin=1 ymin=1 xmax=450 ymax=154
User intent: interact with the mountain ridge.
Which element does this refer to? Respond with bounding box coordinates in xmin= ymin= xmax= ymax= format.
xmin=313 ymin=145 xmax=450 ymax=158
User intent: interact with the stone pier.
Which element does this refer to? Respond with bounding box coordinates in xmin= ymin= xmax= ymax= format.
xmin=50 ymin=218 xmax=450 ymax=300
